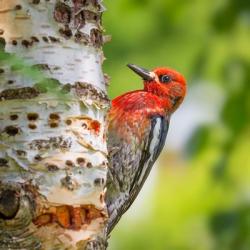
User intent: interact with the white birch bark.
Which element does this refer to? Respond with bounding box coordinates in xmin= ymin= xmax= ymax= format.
xmin=0 ymin=0 xmax=109 ymax=249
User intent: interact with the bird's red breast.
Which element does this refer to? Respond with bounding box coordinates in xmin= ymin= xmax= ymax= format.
xmin=109 ymin=91 xmax=170 ymax=143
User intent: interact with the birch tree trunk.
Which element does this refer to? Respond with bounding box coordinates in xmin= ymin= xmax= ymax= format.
xmin=0 ymin=0 xmax=109 ymax=249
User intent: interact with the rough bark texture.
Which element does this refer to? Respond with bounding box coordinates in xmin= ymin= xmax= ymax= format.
xmin=0 ymin=0 xmax=109 ymax=249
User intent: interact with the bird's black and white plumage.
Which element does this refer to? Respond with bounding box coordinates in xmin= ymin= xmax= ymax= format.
xmin=106 ymin=90 xmax=170 ymax=235
xmin=105 ymin=64 xmax=186 ymax=235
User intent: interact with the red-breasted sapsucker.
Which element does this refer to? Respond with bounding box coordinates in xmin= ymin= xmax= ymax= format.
xmin=106 ymin=64 xmax=187 ymax=234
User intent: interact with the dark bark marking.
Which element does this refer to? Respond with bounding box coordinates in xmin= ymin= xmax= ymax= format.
xmin=32 ymin=0 xmax=40 ymax=4
xmin=82 ymin=10 xmax=101 ymax=24
xmin=21 ymin=39 xmax=33 ymax=48
xmin=12 ymin=40 xmax=17 ymax=46
xmin=0 ymin=87 xmax=40 ymax=100
xmin=16 ymin=150 xmax=27 ymax=157
xmin=94 ymin=178 xmax=104 ymax=187
xmin=42 ymin=36 xmax=49 ymax=43
xmin=65 ymin=119 xmax=72 ymax=125
xmin=49 ymin=121 xmax=59 ymax=128
xmin=31 ymin=36 xmax=39 ymax=42
xmin=76 ymin=157 xmax=85 ymax=166
xmin=86 ymin=162 xmax=92 ymax=168
xmin=65 ymin=160 xmax=74 ymax=167
xmin=29 ymin=137 xmax=72 ymax=150
xmin=0 ymin=158 xmax=8 ymax=167
xmin=32 ymin=63 xmax=50 ymax=71
xmin=10 ymin=114 xmax=18 ymax=120
xmin=4 ymin=126 xmax=20 ymax=136
xmin=15 ymin=5 xmax=22 ymax=10
xmin=54 ymin=2 xmax=71 ymax=24
xmin=61 ymin=175 xmax=77 ymax=191
xmin=27 ymin=112 xmax=39 ymax=121
xmin=28 ymin=123 xmax=37 ymax=130
xmin=49 ymin=113 xmax=60 ymax=120
xmin=34 ymin=154 xmax=42 ymax=161
xmin=74 ymin=82 xmax=110 ymax=107
xmin=74 ymin=31 xmax=89 ymax=44
xmin=90 ymin=28 xmax=103 ymax=48
xmin=0 ymin=37 xmax=6 ymax=49
xmin=47 ymin=164 xmax=59 ymax=172
xmin=7 ymin=80 xmax=14 ymax=84
xmin=59 ymin=25 xmax=73 ymax=39
xmin=49 ymin=36 xmax=60 ymax=43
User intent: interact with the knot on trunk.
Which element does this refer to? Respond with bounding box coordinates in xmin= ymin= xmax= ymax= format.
xmin=0 ymin=189 xmax=20 ymax=219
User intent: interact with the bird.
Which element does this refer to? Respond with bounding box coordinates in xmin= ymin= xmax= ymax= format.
xmin=105 ymin=64 xmax=187 ymax=235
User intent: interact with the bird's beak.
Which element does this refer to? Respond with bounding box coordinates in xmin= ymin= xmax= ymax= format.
xmin=127 ymin=64 xmax=155 ymax=81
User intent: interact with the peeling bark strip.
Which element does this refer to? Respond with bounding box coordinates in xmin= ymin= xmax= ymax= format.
xmin=0 ymin=0 xmax=108 ymax=249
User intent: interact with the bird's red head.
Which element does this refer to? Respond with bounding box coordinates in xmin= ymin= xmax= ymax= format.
xmin=127 ymin=64 xmax=187 ymax=113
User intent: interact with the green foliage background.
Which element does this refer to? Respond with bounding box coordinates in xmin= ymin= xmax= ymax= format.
xmin=103 ymin=0 xmax=250 ymax=249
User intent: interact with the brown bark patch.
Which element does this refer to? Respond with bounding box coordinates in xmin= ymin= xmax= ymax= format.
xmin=0 ymin=87 xmax=40 ymax=100
xmin=74 ymin=31 xmax=89 ymax=44
xmin=65 ymin=160 xmax=74 ymax=167
xmin=59 ymin=25 xmax=73 ymax=39
xmin=83 ymin=10 xmax=100 ymax=23
xmin=49 ymin=121 xmax=59 ymax=128
xmin=86 ymin=162 xmax=93 ymax=168
xmin=29 ymin=137 xmax=72 ymax=151
xmin=83 ymin=204 xmax=105 ymax=223
xmin=54 ymin=2 xmax=71 ymax=24
xmin=74 ymin=82 xmax=109 ymax=107
xmin=47 ymin=164 xmax=59 ymax=172
xmin=27 ymin=113 xmax=39 ymax=121
xmin=76 ymin=157 xmax=85 ymax=166
xmin=90 ymin=28 xmax=103 ymax=48
xmin=33 ymin=205 xmax=105 ymax=229
xmin=49 ymin=113 xmax=60 ymax=120
xmin=28 ymin=123 xmax=37 ymax=130
xmin=33 ymin=213 xmax=52 ymax=227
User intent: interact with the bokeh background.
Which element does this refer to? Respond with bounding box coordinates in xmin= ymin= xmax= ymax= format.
xmin=103 ymin=0 xmax=250 ymax=249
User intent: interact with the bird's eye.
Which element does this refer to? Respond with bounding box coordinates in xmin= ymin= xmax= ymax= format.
xmin=159 ymin=75 xmax=171 ymax=83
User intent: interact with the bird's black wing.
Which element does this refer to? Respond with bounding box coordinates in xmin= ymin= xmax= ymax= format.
xmin=128 ymin=114 xmax=170 ymax=209
xmin=106 ymin=114 xmax=170 ymax=235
